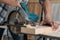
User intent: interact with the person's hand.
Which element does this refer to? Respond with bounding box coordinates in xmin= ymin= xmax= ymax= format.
xmin=39 ymin=20 xmax=58 ymax=31
xmin=3 ymin=0 xmax=21 ymax=7
xmin=51 ymin=22 xmax=58 ymax=31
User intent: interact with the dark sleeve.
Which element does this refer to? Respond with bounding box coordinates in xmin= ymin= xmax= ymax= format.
xmin=0 ymin=28 xmax=5 ymax=40
xmin=39 ymin=0 xmax=45 ymax=4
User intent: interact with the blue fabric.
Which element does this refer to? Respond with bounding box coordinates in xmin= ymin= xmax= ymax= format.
xmin=21 ymin=2 xmax=38 ymax=22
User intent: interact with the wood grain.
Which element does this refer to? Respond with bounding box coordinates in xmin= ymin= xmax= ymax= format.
xmin=0 ymin=26 xmax=7 ymax=29
xmin=21 ymin=24 xmax=60 ymax=35
xmin=28 ymin=0 xmax=60 ymax=3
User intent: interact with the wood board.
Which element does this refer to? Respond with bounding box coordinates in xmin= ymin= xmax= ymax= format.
xmin=51 ymin=0 xmax=60 ymax=3
xmin=28 ymin=0 xmax=60 ymax=3
xmin=0 ymin=26 xmax=7 ymax=29
xmin=21 ymin=24 xmax=60 ymax=37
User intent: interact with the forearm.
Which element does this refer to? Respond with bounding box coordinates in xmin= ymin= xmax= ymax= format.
xmin=0 ymin=0 xmax=4 ymax=3
xmin=43 ymin=0 xmax=52 ymax=21
xmin=0 ymin=0 xmax=20 ymax=7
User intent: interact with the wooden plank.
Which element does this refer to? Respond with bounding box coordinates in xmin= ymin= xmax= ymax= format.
xmin=0 ymin=26 xmax=7 ymax=29
xmin=21 ymin=25 xmax=53 ymax=34
xmin=28 ymin=0 xmax=39 ymax=2
xmin=21 ymin=24 xmax=60 ymax=37
xmin=28 ymin=0 xmax=60 ymax=3
xmin=51 ymin=0 xmax=60 ymax=3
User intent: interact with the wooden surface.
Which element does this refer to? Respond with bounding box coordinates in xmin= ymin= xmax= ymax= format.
xmin=0 ymin=26 xmax=7 ymax=29
xmin=21 ymin=24 xmax=60 ymax=38
xmin=51 ymin=0 xmax=60 ymax=3
xmin=28 ymin=0 xmax=60 ymax=3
